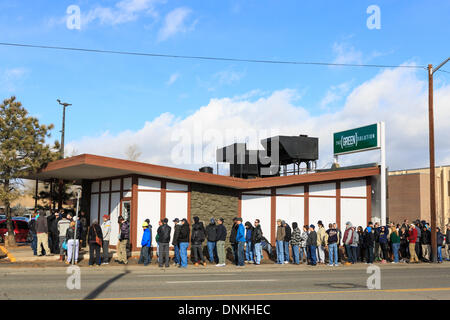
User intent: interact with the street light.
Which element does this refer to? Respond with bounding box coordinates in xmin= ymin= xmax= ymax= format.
xmin=56 ymin=99 xmax=72 ymax=159
xmin=428 ymin=57 xmax=449 ymax=263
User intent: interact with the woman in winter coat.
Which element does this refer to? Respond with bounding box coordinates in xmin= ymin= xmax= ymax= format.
xmin=65 ymin=221 xmax=81 ymax=265
xmin=299 ymin=225 xmax=309 ymax=263
xmin=88 ymin=220 xmax=103 ymax=266
xmin=290 ymin=222 xmax=302 ymax=265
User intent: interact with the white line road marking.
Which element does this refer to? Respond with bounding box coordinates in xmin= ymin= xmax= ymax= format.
xmin=165 ymin=279 xmax=277 ymax=284
xmin=137 ymin=273 xmax=237 ymax=278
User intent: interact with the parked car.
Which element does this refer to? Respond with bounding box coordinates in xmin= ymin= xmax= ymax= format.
xmin=0 ymin=218 xmax=30 ymax=243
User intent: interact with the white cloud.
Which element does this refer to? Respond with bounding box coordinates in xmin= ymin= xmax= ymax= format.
xmin=66 ymin=66 xmax=450 ymax=172
xmin=157 ymin=7 xmax=197 ymax=42
xmin=332 ymin=42 xmax=363 ymax=65
xmin=320 ymin=81 xmax=352 ymax=109
xmin=166 ymin=73 xmax=180 ymax=85
xmin=214 ymin=70 xmax=245 ymax=85
xmin=0 ymin=67 xmax=29 ymax=92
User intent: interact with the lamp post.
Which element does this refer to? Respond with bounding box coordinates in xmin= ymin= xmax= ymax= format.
xmin=57 ymin=99 xmax=72 ymax=159
xmin=428 ymin=57 xmax=449 ymax=263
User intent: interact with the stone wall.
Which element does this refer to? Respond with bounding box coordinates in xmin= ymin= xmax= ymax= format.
xmin=190 ymin=183 xmax=239 ymax=257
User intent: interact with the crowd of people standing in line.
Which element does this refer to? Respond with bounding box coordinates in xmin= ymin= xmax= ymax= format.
xmin=28 ymin=209 xmax=450 ymax=267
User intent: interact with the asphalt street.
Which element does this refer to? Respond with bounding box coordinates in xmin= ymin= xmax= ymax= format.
xmin=1 ymin=263 xmax=450 ymax=300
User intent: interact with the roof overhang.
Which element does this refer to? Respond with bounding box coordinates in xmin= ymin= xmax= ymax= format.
xmin=26 ymin=154 xmax=380 ymax=190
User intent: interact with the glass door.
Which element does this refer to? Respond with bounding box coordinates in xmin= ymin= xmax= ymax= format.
xmin=121 ymin=200 xmax=131 ymax=222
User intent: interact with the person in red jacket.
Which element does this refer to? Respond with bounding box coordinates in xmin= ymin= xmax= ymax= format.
xmin=408 ymin=224 xmax=419 ymax=263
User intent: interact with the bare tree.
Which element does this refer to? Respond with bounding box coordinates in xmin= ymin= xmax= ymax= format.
xmin=124 ymin=144 xmax=142 ymax=161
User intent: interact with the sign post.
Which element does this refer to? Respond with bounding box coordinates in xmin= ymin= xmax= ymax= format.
xmin=333 ymin=122 xmax=386 ymax=225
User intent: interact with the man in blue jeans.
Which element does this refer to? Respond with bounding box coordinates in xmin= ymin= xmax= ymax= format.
xmin=236 ymin=218 xmax=245 ymax=267
xmin=276 ymin=219 xmax=285 ymax=264
xmin=205 ymin=218 xmax=218 ymax=264
xmin=177 ymin=218 xmax=190 ymax=268
xmin=326 ymin=223 xmax=338 ymax=266
xmin=172 ymin=218 xmax=181 ymax=266
xmin=283 ymin=221 xmax=291 ymax=264
xmin=306 ymin=224 xmax=317 ymax=266
xmin=252 ymin=219 xmax=263 ymax=265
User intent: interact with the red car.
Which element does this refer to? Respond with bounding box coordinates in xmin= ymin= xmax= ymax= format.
xmin=0 ymin=218 xmax=30 ymax=243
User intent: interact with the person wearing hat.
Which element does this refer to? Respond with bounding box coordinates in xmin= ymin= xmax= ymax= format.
xmin=139 ymin=221 xmax=152 ymax=266
xmin=306 ymin=225 xmax=317 ymax=266
xmin=205 ymin=218 xmax=218 ymax=264
xmin=363 ymin=222 xmax=375 ymax=264
xmin=177 ymin=218 xmax=190 ymax=268
xmin=101 ymin=214 xmax=111 ymax=264
xmin=172 ymin=218 xmax=181 ymax=266
xmin=215 ymin=218 xmax=227 ymax=267
xmin=191 ymin=216 xmax=207 ymax=267
xmin=157 ymin=218 xmax=171 ymax=268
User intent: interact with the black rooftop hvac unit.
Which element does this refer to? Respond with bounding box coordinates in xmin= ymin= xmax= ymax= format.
xmin=216 ymin=134 xmax=319 ymax=179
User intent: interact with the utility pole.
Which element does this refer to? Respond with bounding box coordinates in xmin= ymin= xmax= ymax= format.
xmin=428 ymin=58 xmax=449 ymax=263
xmin=57 ymin=99 xmax=72 ymax=210
xmin=57 ymin=99 xmax=72 ymax=158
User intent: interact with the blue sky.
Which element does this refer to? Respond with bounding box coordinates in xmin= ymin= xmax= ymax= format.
xmin=1 ymin=0 xmax=449 ymax=170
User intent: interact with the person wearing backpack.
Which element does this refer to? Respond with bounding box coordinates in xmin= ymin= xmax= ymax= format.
xmin=88 ymin=220 xmax=104 ymax=266
xmin=191 ymin=216 xmax=207 ymax=267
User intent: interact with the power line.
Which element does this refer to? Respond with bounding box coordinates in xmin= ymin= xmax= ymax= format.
xmin=0 ymin=41 xmax=427 ymax=70
xmin=437 ymin=69 xmax=450 ymax=74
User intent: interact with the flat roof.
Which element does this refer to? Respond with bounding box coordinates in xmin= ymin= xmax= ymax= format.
xmin=27 ymin=154 xmax=380 ymax=190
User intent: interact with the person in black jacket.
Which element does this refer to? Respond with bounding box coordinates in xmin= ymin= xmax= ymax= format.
xmin=157 ymin=218 xmax=171 ymax=268
xmin=252 ymin=219 xmax=263 ymax=265
xmin=215 ymin=218 xmax=227 ymax=266
xmin=47 ymin=211 xmax=59 ymax=254
xmin=205 ymin=218 xmax=218 ymax=264
xmin=172 ymin=218 xmax=181 ymax=266
xmin=420 ymin=226 xmax=431 ymax=262
xmin=191 ymin=216 xmax=207 ymax=266
xmin=177 ymin=218 xmax=190 ymax=268
xmin=283 ymin=221 xmax=291 ymax=264
xmin=229 ymin=218 xmax=239 ymax=265
xmin=399 ymin=226 xmax=409 ymax=261
xmin=88 ymin=220 xmax=103 ymax=266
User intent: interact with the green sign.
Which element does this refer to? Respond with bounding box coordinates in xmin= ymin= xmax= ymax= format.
xmin=333 ymin=123 xmax=379 ymax=155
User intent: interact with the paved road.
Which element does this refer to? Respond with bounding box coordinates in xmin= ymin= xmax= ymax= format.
xmin=1 ymin=263 xmax=450 ymax=300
